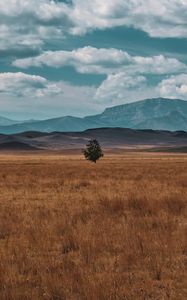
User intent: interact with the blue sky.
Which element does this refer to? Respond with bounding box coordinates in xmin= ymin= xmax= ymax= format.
xmin=1 ymin=0 xmax=187 ymax=120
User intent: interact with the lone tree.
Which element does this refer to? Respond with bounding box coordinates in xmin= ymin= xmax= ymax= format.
xmin=83 ymin=139 xmax=103 ymax=163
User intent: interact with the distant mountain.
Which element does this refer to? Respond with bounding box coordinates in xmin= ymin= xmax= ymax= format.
xmin=0 ymin=116 xmax=21 ymax=126
xmin=0 ymin=128 xmax=187 ymax=151
xmin=133 ymin=110 xmax=187 ymax=131
xmin=98 ymin=98 xmax=187 ymax=129
xmin=0 ymin=116 xmax=101 ymax=134
xmin=0 ymin=98 xmax=187 ymax=133
xmin=0 ymin=116 xmax=38 ymax=127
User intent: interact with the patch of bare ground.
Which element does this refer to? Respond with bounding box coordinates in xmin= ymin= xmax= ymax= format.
xmin=0 ymin=153 xmax=186 ymax=299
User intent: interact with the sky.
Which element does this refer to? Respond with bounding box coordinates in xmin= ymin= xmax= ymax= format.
xmin=1 ymin=0 xmax=187 ymax=120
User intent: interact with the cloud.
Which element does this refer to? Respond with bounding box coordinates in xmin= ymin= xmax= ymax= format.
xmin=1 ymin=0 xmax=187 ymax=56
xmin=0 ymin=0 xmax=71 ymax=55
xmin=95 ymin=70 xmax=187 ymax=105
xmin=13 ymin=46 xmax=187 ymax=76
xmin=159 ymin=74 xmax=187 ymax=99
xmin=1 ymin=1 xmax=187 ymax=118
xmin=0 ymin=0 xmax=70 ymax=25
xmin=94 ymin=71 xmax=160 ymax=105
xmin=95 ymin=73 xmax=148 ymax=103
xmin=0 ymin=72 xmax=65 ymax=97
xmin=0 ymin=72 xmax=97 ymax=119
xmin=67 ymin=0 xmax=187 ymax=38
xmin=13 ymin=46 xmax=130 ymax=71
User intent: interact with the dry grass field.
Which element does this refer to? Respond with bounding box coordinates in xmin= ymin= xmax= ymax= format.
xmin=0 ymin=152 xmax=187 ymax=300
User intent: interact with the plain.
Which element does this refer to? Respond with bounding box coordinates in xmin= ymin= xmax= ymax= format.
xmin=0 ymin=152 xmax=187 ymax=300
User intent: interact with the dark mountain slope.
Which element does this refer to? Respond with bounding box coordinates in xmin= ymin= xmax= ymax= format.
xmin=0 ymin=141 xmax=39 ymax=151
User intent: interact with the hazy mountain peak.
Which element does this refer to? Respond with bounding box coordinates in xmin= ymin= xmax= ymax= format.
xmin=0 ymin=98 xmax=186 ymax=134
xmin=0 ymin=116 xmax=20 ymax=126
xmin=104 ymin=97 xmax=187 ymax=112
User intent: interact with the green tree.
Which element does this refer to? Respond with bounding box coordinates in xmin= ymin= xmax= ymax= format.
xmin=83 ymin=139 xmax=103 ymax=163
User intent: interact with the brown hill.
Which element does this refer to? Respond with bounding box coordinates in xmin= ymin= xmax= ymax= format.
xmin=0 ymin=128 xmax=186 ymax=151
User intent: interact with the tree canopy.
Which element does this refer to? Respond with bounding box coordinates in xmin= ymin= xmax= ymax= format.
xmin=83 ymin=139 xmax=103 ymax=163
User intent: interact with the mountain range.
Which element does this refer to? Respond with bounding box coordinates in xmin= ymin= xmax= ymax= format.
xmin=0 ymin=98 xmax=187 ymax=134
xmin=0 ymin=128 xmax=187 ymax=151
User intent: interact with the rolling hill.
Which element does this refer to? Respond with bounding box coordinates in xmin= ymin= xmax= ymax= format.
xmin=0 ymin=128 xmax=187 ymax=151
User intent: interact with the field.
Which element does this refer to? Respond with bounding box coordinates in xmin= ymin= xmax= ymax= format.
xmin=0 ymin=152 xmax=187 ymax=300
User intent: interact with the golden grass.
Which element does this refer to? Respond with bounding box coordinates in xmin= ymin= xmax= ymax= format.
xmin=0 ymin=152 xmax=187 ymax=299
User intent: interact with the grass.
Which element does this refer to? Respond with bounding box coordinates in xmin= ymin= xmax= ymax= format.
xmin=0 ymin=152 xmax=186 ymax=299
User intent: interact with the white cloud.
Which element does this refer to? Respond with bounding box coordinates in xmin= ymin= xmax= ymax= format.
xmin=1 ymin=0 xmax=187 ymax=118
xmin=0 ymin=72 xmax=97 ymax=118
xmin=0 ymin=72 xmax=65 ymax=97
xmin=94 ymin=72 xmax=159 ymax=104
xmin=0 ymin=25 xmax=40 ymax=57
xmin=1 ymin=0 xmax=187 ymax=55
xmin=159 ymin=74 xmax=187 ymax=99
xmin=13 ymin=46 xmax=187 ymax=76
xmin=95 ymin=73 xmax=147 ymax=102
xmin=13 ymin=46 xmax=130 ymax=70
xmin=0 ymin=0 xmax=70 ymax=53
xmin=67 ymin=0 xmax=187 ymax=38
